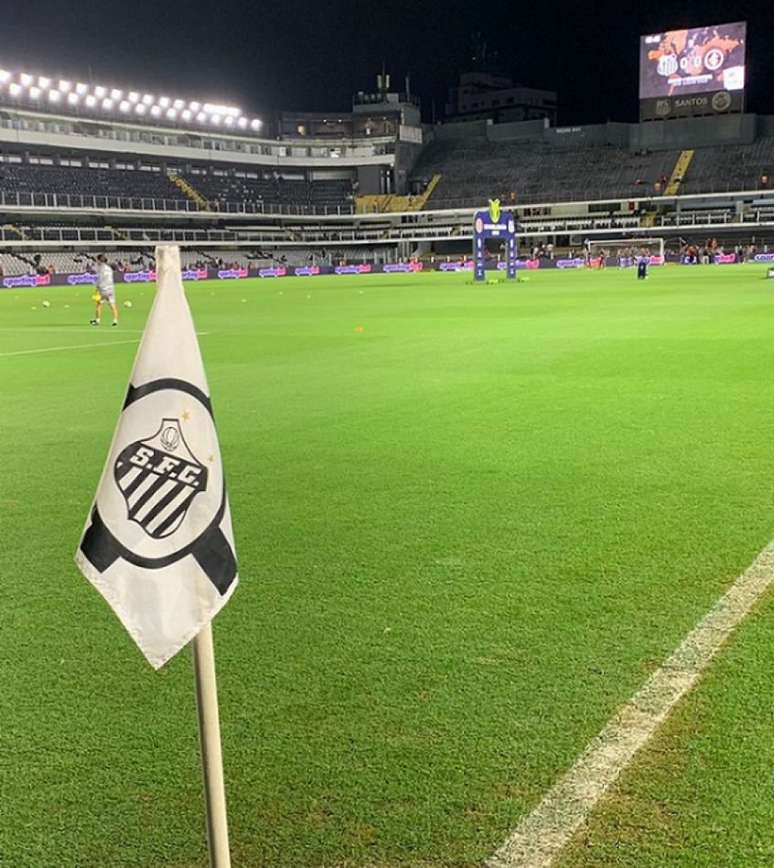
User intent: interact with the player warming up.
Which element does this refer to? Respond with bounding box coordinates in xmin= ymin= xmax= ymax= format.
xmin=90 ymin=254 xmax=119 ymax=326
xmin=637 ymin=254 xmax=649 ymax=280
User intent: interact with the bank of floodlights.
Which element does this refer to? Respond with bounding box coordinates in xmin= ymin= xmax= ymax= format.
xmin=0 ymin=65 xmax=263 ymax=133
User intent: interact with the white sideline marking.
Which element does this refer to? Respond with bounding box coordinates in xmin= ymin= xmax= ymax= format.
xmin=0 ymin=339 xmax=140 ymax=358
xmin=0 ymin=332 xmax=210 ymax=358
xmin=487 ymin=542 xmax=774 ymax=868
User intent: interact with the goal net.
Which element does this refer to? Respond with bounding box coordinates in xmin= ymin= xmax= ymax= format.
xmin=587 ymin=238 xmax=665 ymax=267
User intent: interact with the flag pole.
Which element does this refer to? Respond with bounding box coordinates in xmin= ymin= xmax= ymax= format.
xmin=192 ymin=623 xmax=232 ymax=868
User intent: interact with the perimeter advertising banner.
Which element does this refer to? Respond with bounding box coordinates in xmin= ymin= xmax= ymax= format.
xmin=639 ymin=21 xmax=746 ymax=121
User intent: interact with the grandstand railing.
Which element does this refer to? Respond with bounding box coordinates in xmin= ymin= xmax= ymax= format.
xmin=5 ymin=209 xmax=774 ymax=248
xmin=434 ymin=181 xmax=774 ymax=209
xmin=0 ymin=190 xmax=355 ymax=216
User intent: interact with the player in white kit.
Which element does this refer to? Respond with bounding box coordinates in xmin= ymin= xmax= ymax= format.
xmin=90 ymin=254 xmax=119 ymax=326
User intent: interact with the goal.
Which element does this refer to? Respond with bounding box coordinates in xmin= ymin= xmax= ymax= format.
xmin=587 ymin=238 xmax=665 ymax=267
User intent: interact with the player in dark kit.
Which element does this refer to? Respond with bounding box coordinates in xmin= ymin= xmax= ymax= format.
xmin=637 ymin=255 xmax=649 ymax=280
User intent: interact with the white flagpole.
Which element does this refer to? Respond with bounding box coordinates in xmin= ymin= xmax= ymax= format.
xmin=192 ymin=623 xmax=232 ymax=868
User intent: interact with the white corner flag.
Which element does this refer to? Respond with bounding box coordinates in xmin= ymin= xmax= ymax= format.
xmin=75 ymin=245 xmax=238 ymax=669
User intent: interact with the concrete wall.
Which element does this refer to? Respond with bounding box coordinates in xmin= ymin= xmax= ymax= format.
xmin=632 ymin=114 xmax=757 ymax=151
xmin=424 ymin=113 xmax=774 ymax=153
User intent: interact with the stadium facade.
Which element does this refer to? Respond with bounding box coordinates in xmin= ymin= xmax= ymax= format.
xmin=1 ymin=63 xmax=774 ymax=285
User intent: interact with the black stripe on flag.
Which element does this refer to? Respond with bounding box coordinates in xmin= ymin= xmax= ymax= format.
xmin=128 ymin=474 xmax=168 ymax=519
xmin=153 ymin=490 xmax=197 ymax=537
xmin=140 ymin=482 xmax=187 ymax=527
xmin=115 ymin=460 xmax=136 ymax=482
xmin=121 ymin=467 xmax=154 ymax=498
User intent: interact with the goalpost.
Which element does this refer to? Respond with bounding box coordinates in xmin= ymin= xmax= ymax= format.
xmin=587 ymin=238 xmax=665 ymax=266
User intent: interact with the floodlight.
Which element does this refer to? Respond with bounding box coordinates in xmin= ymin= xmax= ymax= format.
xmin=20 ymin=73 xmax=33 ymax=86
xmin=29 ymin=86 xmax=42 ymax=99
xmin=224 ymin=115 xmax=234 ymax=126
xmin=189 ymin=101 xmax=201 ymax=112
xmin=128 ymin=91 xmax=140 ymax=102
xmin=150 ymin=105 xmax=161 ymax=117
xmin=67 ymin=92 xmax=79 ymax=105
xmin=142 ymin=93 xmax=154 ymax=105
xmin=250 ymin=118 xmax=262 ymax=130
xmin=85 ymin=94 xmax=97 ymax=107
xmin=38 ymin=76 xmax=51 ymax=88
xmin=196 ymin=111 xmax=206 ymax=122
xmin=48 ymin=90 xmax=61 ymax=102
xmin=110 ymin=88 xmax=122 ymax=100
xmin=8 ymin=82 xmax=21 ymax=96
xmin=101 ymin=97 xmax=113 ymax=110
xmin=204 ymin=102 xmax=239 ymax=117
xmin=173 ymin=98 xmax=184 ymax=109
xmin=158 ymin=96 xmax=170 ymax=108
xmin=237 ymin=116 xmax=248 ymax=128
xmin=59 ymin=79 xmax=71 ymax=92
xmin=75 ymin=82 xmax=88 ymax=95
xmin=0 ymin=70 xmax=10 ymax=83
xmin=135 ymin=103 xmax=146 ymax=115
xmin=210 ymin=114 xmax=221 ymax=125
xmin=181 ymin=108 xmax=192 ymax=121
xmin=119 ymin=100 xmax=130 ymax=112
xmin=166 ymin=107 xmax=177 ymax=120
xmin=94 ymin=85 xmax=106 ymax=98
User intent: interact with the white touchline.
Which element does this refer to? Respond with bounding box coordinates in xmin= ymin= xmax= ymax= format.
xmin=0 ymin=339 xmax=140 ymax=358
xmin=487 ymin=541 xmax=774 ymax=868
xmin=0 ymin=333 xmax=210 ymax=359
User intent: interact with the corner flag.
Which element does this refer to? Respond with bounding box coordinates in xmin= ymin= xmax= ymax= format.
xmin=75 ymin=245 xmax=238 ymax=669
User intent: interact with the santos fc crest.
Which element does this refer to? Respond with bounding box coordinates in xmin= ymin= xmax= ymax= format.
xmin=114 ymin=417 xmax=208 ymax=539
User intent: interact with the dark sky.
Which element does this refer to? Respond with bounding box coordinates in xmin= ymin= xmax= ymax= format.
xmin=3 ymin=0 xmax=773 ymax=124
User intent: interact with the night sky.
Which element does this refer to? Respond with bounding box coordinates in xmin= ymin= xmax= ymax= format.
xmin=3 ymin=0 xmax=773 ymax=124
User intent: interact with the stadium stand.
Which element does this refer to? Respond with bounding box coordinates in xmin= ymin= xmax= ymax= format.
xmin=679 ymin=139 xmax=774 ymax=194
xmin=411 ymin=136 xmax=682 ymax=206
xmin=189 ymin=169 xmax=353 ymax=210
xmin=0 ymin=157 xmax=355 ymax=213
xmin=0 ymin=163 xmax=185 ymax=201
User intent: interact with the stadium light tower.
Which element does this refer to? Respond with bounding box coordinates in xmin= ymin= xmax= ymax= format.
xmin=29 ymin=85 xmax=41 ymax=100
xmin=48 ymin=90 xmax=62 ymax=103
xmin=0 ymin=69 xmax=11 ymax=83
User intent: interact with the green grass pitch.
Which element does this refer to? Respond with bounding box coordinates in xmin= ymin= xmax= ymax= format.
xmin=1 ymin=266 xmax=773 ymax=867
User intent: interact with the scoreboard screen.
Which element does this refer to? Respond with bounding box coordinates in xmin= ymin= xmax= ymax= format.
xmin=639 ymin=22 xmax=746 ymax=99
